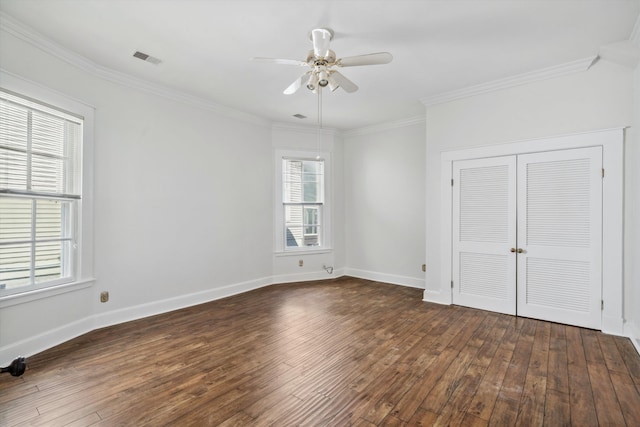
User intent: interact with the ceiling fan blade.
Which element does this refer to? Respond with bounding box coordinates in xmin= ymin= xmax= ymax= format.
xmin=311 ymin=28 xmax=333 ymax=58
xmin=283 ymin=72 xmax=309 ymax=95
xmin=330 ymin=71 xmax=358 ymax=93
xmin=251 ymin=57 xmax=308 ymax=66
xmin=337 ymin=52 xmax=393 ymax=67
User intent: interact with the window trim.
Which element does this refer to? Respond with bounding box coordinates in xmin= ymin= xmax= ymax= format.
xmin=274 ymin=149 xmax=332 ymax=254
xmin=0 ymin=71 xmax=95 ymax=300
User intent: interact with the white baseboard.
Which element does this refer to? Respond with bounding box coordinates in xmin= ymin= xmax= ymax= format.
xmin=343 ymin=268 xmax=425 ymax=289
xmin=602 ymin=315 xmax=625 ymax=336
xmin=272 ymin=270 xmax=339 ymax=285
xmin=422 ymin=288 xmax=451 ymax=305
xmin=624 ymin=320 xmax=640 ymax=356
xmin=0 ymin=316 xmax=93 ymax=366
xmin=91 ymin=277 xmax=273 ymax=331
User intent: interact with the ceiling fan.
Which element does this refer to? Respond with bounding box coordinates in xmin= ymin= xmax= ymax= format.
xmin=252 ymin=28 xmax=393 ymax=95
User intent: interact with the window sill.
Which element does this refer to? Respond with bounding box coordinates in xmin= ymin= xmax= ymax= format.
xmin=0 ymin=278 xmax=95 ymax=308
xmin=274 ymin=248 xmax=333 ymax=257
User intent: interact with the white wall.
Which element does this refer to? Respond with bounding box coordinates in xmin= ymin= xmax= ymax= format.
xmin=423 ymin=60 xmax=636 ymax=332
xmin=0 ymin=26 xmax=275 ymax=362
xmin=343 ymin=120 xmax=426 ymax=288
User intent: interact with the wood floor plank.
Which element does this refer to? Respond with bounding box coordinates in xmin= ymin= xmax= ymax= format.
xmin=461 ymin=413 xmax=489 ymax=427
xmin=546 ymin=322 xmax=569 ymax=394
xmin=496 ymin=317 xmax=536 ymax=403
xmin=515 ymin=321 xmax=549 ymax=427
xmin=608 ymin=370 xmax=640 ymax=426
xmin=488 ymin=394 xmax=520 ymax=426
xmin=615 ymin=336 xmax=640 ymax=387
xmin=543 ymin=388 xmax=571 ymax=427
xmin=406 ymin=407 xmax=439 ymax=426
xmin=597 ymin=333 xmax=628 ymax=374
xmin=430 ymin=362 xmax=487 ymax=426
xmin=1 ymin=277 xmax=639 ymax=427
xmin=586 ymin=362 xmax=626 ymax=425
xmin=565 ymin=325 xmax=599 ymax=426
xmin=466 ymin=346 xmax=514 ymax=421
xmin=466 ymin=315 xmax=520 ymax=421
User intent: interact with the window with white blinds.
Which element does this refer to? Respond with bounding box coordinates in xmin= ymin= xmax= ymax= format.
xmin=0 ymin=89 xmax=82 ymax=294
xmin=282 ymin=158 xmax=324 ymax=249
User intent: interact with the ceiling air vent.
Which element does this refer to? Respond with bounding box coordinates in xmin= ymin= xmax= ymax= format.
xmin=133 ymin=51 xmax=162 ymax=65
xmin=293 ymin=114 xmax=307 ymax=119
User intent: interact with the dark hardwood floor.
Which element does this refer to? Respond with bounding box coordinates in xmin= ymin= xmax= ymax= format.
xmin=2 ymin=277 xmax=640 ymax=426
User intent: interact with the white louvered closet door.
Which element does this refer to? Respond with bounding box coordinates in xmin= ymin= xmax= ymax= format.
xmin=516 ymin=147 xmax=602 ymax=329
xmin=452 ymin=156 xmax=517 ymax=315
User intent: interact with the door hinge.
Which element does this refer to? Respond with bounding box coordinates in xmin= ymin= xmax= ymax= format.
xmin=602 ymin=168 xmax=605 ymax=178
xmin=451 ymin=280 xmax=454 ymax=289
xmin=601 ymin=300 xmax=604 ymax=310
xmin=451 ymin=178 xmax=454 ymax=186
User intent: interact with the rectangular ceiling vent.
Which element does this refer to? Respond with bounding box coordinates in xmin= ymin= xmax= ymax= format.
xmin=133 ymin=51 xmax=162 ymax=65
xmin=293 ymin=114 xmax=307 ymax=119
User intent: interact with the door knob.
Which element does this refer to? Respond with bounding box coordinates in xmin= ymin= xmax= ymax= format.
xmin=510 ymin=248 xmax=516 ymax=253
xmin=517 ymin=248 xmax=524 ymax=253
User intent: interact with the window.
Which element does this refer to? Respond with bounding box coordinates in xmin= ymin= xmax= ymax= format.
xmin=283 ymin=158 xmax=324 ymax=248
xmin=275 ymin=150 xmax=331 ymax=252
xmin=0 ymin=89 xmax=82 ymax=295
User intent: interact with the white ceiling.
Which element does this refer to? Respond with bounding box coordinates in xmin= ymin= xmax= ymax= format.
xmin=1 ymin=0 xmax=638 ymax=130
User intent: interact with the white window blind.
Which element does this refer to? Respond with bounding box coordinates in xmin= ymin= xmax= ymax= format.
xmin=0 ymin=89 xmax=82 ymax=293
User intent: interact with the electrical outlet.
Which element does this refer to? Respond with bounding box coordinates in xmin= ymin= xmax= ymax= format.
xmin=100 ymin=291 xmax=109 ymax=303
xmin=298 ymin=259 xmax=304 ymax=267
xmin=422 ymin=264 xmax=426 ymax=272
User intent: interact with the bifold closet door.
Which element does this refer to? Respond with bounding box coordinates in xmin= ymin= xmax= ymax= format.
xmin=516 ymin=147 xmax=602 ymax=329
xmin=452 ymin=156 xmax=517 ymax=315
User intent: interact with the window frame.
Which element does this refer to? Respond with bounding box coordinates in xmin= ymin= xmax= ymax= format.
xmin=0 ymin=71 xmax=94 ymax=301
xmin=275 ymin=149 xmax=332 ymax=254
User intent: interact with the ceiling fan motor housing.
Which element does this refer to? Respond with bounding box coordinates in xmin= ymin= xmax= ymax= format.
xmin=307 ymin=50 xmax=336 ymax=65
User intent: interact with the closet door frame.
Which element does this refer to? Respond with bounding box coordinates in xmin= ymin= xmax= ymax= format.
xmin=437 ymin=128 xmax=624 ymax=335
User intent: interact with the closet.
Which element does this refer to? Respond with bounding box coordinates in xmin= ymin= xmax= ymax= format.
xmin=451 ymin=146 xmax=602 ymax=329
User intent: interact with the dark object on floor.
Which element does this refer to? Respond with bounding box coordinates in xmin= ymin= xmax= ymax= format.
xmin=1 ymin=356 xmax=26 ymax=377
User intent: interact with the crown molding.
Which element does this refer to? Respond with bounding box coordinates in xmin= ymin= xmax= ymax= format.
xmin=0 ymin=12 xmax=271 ymax=127
xmin=343 ymin=115 xmax=426 ymax=138
xmin=420 ymin=55 xmax=598 ymax=107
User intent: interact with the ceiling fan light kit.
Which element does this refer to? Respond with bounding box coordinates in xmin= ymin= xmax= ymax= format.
xmin=252 ymin=27 xmax=393 ymax=95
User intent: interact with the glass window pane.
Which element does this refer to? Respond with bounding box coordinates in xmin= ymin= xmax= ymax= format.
xmin=0 ymin=197 xmax=32 ymax=243
xmin=285 ymin=205 xmax=303 ymax=227
xmin=0 ymin=101 xmax=28 ymax=152
xmin=36 ymin=199 xmax=65 ymax=240
xmin=32 ymin=154 xmax=64 ymax=193
xmin=34 ymin=240 xmax=62 ymax=284
xmin=304 ymin=206 xmax=319 ymax=225
xmin=0 ymin=147 xmax=28 ymax=190
xmin=303 ymin=181 xmax=319 ymax=202
xmin=283 ymin=181 xmax=302 ymax=203
xmin=31 ymin=112 xmax=65 ymax=157
xmin=283 ymin=159 xmax=324 ymax=203
xmin=286 ymin=226 xmax=302 ymax=247
xmin=0 ymin=243 xmax=31 ymax=289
